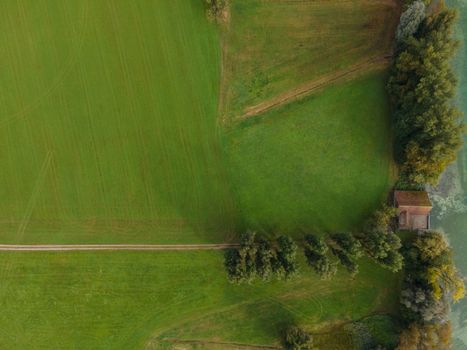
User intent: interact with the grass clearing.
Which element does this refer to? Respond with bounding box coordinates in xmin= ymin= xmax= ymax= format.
xmin=0 ymin=251 xmax=399 ymax=349
xmin=225 ymin=72 xmax=396 ymax=234
xmin=221 ymin=0 xmax=400 ymax=118
xmin=0 ymin=0 xmax=235 ymax=244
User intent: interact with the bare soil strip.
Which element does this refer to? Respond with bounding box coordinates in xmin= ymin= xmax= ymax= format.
xmin=0 ymin=244 xmax=239 ymax=251
xmin=164 ymin=338 xmax=280 ymax=349
xmin=236 ymin=55 xmax=391 ymax=121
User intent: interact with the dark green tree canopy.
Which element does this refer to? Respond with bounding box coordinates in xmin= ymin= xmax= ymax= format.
xmin=224 ymin=232 xmax=299 ymax=283
xmin=303 ymin=234 xmax=337 ymax=280
xmin=283 ymin=326 xmax=313 ymax=350
xmin=388 ymin=9 xmax=464 ymax=186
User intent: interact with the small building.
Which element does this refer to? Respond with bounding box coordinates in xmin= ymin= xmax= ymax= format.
xmin=394 ymin=190 xmax=432 ymax=231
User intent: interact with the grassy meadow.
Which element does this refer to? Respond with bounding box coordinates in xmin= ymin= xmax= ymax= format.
xmin=0 ymin=251 xmax=400 ymax=349
xmin=222 ymin=0 xmax=400 ymax=118
xmin=226 ymin=72 xmax=395 ymax=235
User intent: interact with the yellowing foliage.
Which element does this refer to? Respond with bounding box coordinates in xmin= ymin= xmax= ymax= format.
xmin=427 ymin=264 xmax=465 ymax=302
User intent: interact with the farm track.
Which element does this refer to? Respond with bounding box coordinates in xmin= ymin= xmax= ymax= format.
xmin=164 ymin=338 xmax=280 ymax=349
xmin=0 ymin=244 xmax=239 ymax=251
xmin=236 ymin=55 xmax=392 ymax=121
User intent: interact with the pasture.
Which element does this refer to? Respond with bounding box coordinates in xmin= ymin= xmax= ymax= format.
xmin=0 ymin=251 xmax=399 ymax=349
xmin=221 ymin=0 xmax=400 ymax=118
xmin=0 ymin=0 xmax=235 ymax=244
xmin=225 ymin=72 xmax=396 ymax=234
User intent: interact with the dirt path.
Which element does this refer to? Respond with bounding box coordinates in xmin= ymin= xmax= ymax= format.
xmin=236 ymin=55 xmax=392 ymax=121
xmin=0 ymin=244 xmax=239 ymax=251
xmin=164 ymin=338 xmax=280 ymax=350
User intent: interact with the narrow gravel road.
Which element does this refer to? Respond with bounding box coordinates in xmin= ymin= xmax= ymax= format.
xmin=0 ymin=244 xmax=239 ymax=251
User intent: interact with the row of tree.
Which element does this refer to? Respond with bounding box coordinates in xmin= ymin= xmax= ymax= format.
xmin=304 ymin=205 xmax=404 ymax=280
xmin=388 ymin=1 xmax=464 ymax=186
xmin=396 ymin=231 xmax=465 ymax=349
xmin=390 ymin=2 xmax=466 ymax=348
xmin=225 ymin=204 xmax=405 ymax=283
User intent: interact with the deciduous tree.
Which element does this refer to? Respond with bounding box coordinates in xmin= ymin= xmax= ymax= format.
xmin=224 ymin=233 xmax=299 ymax=283
xmin=329 ymin=233 xmax=362 ymax=276
xmin=396 ymin=1 xmax=426 ymax=44
xmin=396 ymin=322 xmax=452 ymax=350
xmin=388 ymin=9 xmax=464 ymax=186
xmin=283 ymin=326 xmax=313 ymax=350
xmin=303 ymin=234 xmax=337 ymax=279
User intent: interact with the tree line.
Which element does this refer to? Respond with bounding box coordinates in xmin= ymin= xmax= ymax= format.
xmin=223 ymin=204 xmax=404 ymax=349
xmin=305 ymin=205 xmax=404 ymax=279
xmin=224 ymin=205 xmax=404 ymax=284
xmin=396 ymin=231 xmax=465 ymax=349
xmin=388 ymin=0 xmax=465 ymax=187
xmin=389 ymin=2 xmax=466 ymax=348
xmin=224 ymin=224 xmax=465 ymax=349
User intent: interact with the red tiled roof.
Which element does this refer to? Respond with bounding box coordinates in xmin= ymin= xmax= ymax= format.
xmin=394 ymin=191 xmax=432 ymax=207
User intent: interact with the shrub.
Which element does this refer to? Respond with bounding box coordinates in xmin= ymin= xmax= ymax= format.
xmin=283 ymin=326 xmax=313 ymax=350
xmin=205 ymin=0 xmax=226 ymax=21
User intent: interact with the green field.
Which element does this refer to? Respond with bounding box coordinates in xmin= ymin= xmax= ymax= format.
xmin=226 ymin=72 xmax=395 ymax=234
xmin=0 ymin=0 xmax=402 ymax=348
xmin=0 ymin=251 xmax=399 ymax=349
xmin=0 ymin=0 xmax=397 ymax=243
xmin=0 ymin=0 xmax=236 ymax=244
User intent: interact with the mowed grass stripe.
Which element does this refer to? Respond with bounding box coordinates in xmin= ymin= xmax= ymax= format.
xmin=0 ymin=1 xmax=89 ymax=124
xmin=0 ymin=0 xmax=235 ymax=243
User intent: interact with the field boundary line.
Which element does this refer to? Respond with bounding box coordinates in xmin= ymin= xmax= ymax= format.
xmin=0 ymin=244 xmax=239 ymax=251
